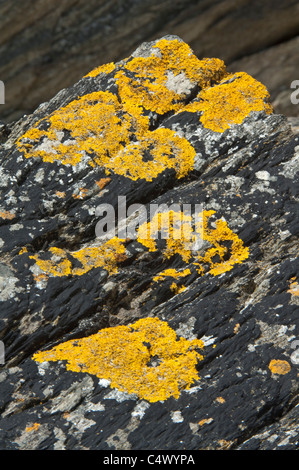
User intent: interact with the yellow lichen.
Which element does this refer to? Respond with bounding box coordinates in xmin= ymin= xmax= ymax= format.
xmin=105 ymin=127 xmax=196 ymax=182
xmin=269 ymin=359 xmax=291 ymax=375
xmin=84 ymin=62 xmax=116 ymax=78
xmin=32 ymin=317 xmax=204 ymax=403
xmin=198 ymin=418 xmax=213 ymax=426
xmin=287 ymin=278 xmax=299 ymax=296
xmin=184 ymin=72 xmax=273 ymax=133
xmin=25 ymin=423 xmax=40 ymax=433
xmin=72 ymin=188 xmax=89 ymax=199
xmin=95 ymin=177 xmax=111 ymax=190
xmin=137 ymin=210 xmax=194 ymax=261
xmin=0 ymin=210 xmax=15 ymax=220
xmin=137 ymin=209 xmax=249 ymax=280
xmin=55 ymin=191 xmax=66 ymax=198
xmin=170 ymin=283 xmax=186 ymax=294
xmin=16 ymin=39 xmax=271 ymax=181
xmin=16 ymin=86 xmax=195 ymax=182
xmin=215 ymin=396 xmax=225 ymax=404
xmin=30 ymin=237 xmax=126 ymax=280
xmin=194 ymin=210 xmax=249 ymax=276
xmin=153 ymin=268 xmax=191 ymax=282
xmin=116 ymin=39 xmax=226 ymax=118
xmin=15 ymin=39 xmax=227 ymax=182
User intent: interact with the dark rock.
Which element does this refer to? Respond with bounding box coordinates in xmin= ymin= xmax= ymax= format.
xmin=0 ymin=36 xmax=298 ymax=450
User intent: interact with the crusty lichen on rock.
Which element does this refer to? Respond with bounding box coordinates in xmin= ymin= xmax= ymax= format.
xmin=16 ymin=37 xmax=272 ymax=183
xmin=33 ymin=317 xmax=204 ymax=403
xmin=137 ymin=209 xmax=249 ymax=281
xmin=183 ymin=72 xmax=273 ymax=133
xmin=29 ymin=237 xmax=126 ymax=281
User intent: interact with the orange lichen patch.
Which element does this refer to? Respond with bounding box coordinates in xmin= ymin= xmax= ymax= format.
xmin=105 ymin=127 xmax=196 ymax=182
xmin=30 ymin=247 xmax=72 ymax=278
xmin=215 ymin=396 xmax=225 ymax=404
xmin=170 ymin=283 xmax=186 ymax=294
xmin=55 ymin=191 xmax=66 ymax=198
xmin=16 ymin=39 xmax=228 ymax=182
xmin=16 ymin=38 xmax=271 ymax=184
xmin=0 ymin=210 xmax=15 ymax=220
xmin=153 ymin=268 xmax=191 ymax=282
xmin=17 ymin=87 xmax=195 ymax=181
xmin=234 ymin=323 xmax=240 ymax=334
xmin=84 ymin=62 xmax=116 ymax=78
xmin=137 ymin=209 xmax=249 ymax=279
xmin=72 ymin=187 xmax=89 ymax=199
xmin=153 ymin=39 xmax=227 ymax=89
xmin=287 ymin=278 xmax=299 ymax=296
xmin=71 ymin=240 xmax=126 ymax=276
xmin=95 ymin=177 xmax=111 ymax=190
xmin=184 ymin=72 xmax=273 ymax=133
xmin=33 ymin=273 xmax=48 ymax=284
xmin=30 ymin=237 xmax=126 ymax=280
xmin=217 ymin=440 xmax=235 ymax=450
xmin=32 ymin=317 xmax=204 ymax=403
xmin=116 ymin=38 xmax=226 ymax=118
xmin=25 ymin=423 xmax=40 ymax=433
xmin=269 ymin=359 xmax=291 ymax=375
xmin=33 ymin=272 xmax=49 ymax=289
xmin=198 ymin=418 xmax=213 ymax=426
xmin=18 ymin=247 xmax=28 ymax=255
xmin=17 ymin=90 xmax=132 ymax=167
xmin=194 ymin=210 xmax=249 ymax=276
xmin=137 ymin=210 xmax=194 ymax=261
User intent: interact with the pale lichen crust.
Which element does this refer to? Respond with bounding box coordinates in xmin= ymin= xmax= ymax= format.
xmin=16 ymin=38 xmax=272 ymax=181
xmin=32 ymin=317 xmax=204 ymax=403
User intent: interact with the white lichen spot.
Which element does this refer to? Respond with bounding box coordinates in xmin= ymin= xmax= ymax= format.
xmin=104 ymin=389 xmax=137 ymax=402
xmin=86 ymin=401 xmax=105 ymax=412
xmin=131 ymin=401 xmax=150 ymax=419
xmin=176 ymin=316 xmax=197 ymax=340
xmin=99 ymin=378 xmax=111 ymax=388
xmin=184 ymin=384 xmax=202 ymax=394
xmin=34 ymin=168 xmax=45 ymax=183
xmin=278 ymin=145 xmax=299 ymax=178
xmin=165 ymin=71 xmax=193 ymax=96
xmin=10 ymin=223 xmax=24 ymax=231
xmin=171 ymin=410 xmax=184 ymax=423
xmin=200 ymin=334 xmax=216 ymax=346
xmin=0 ymin=268 xmax=24 ymax=302
xmin=255 ymin=170 xmax=277 ymax=182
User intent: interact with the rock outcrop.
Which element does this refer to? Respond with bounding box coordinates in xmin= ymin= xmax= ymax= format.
xmin=0 ymin=0 xmax=299 ymax=122
xmin=0 ymin=36 xmax=298 ymax=450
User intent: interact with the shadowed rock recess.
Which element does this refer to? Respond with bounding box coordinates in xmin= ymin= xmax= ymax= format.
xmin=0 ymin=36 xmax=298 ymax=450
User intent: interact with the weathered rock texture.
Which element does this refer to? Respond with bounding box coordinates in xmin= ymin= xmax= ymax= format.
xmin=0 ymin=0 xmax=299 ymax=122
xmin=0 ymin=36 xmax=298 ymax=450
